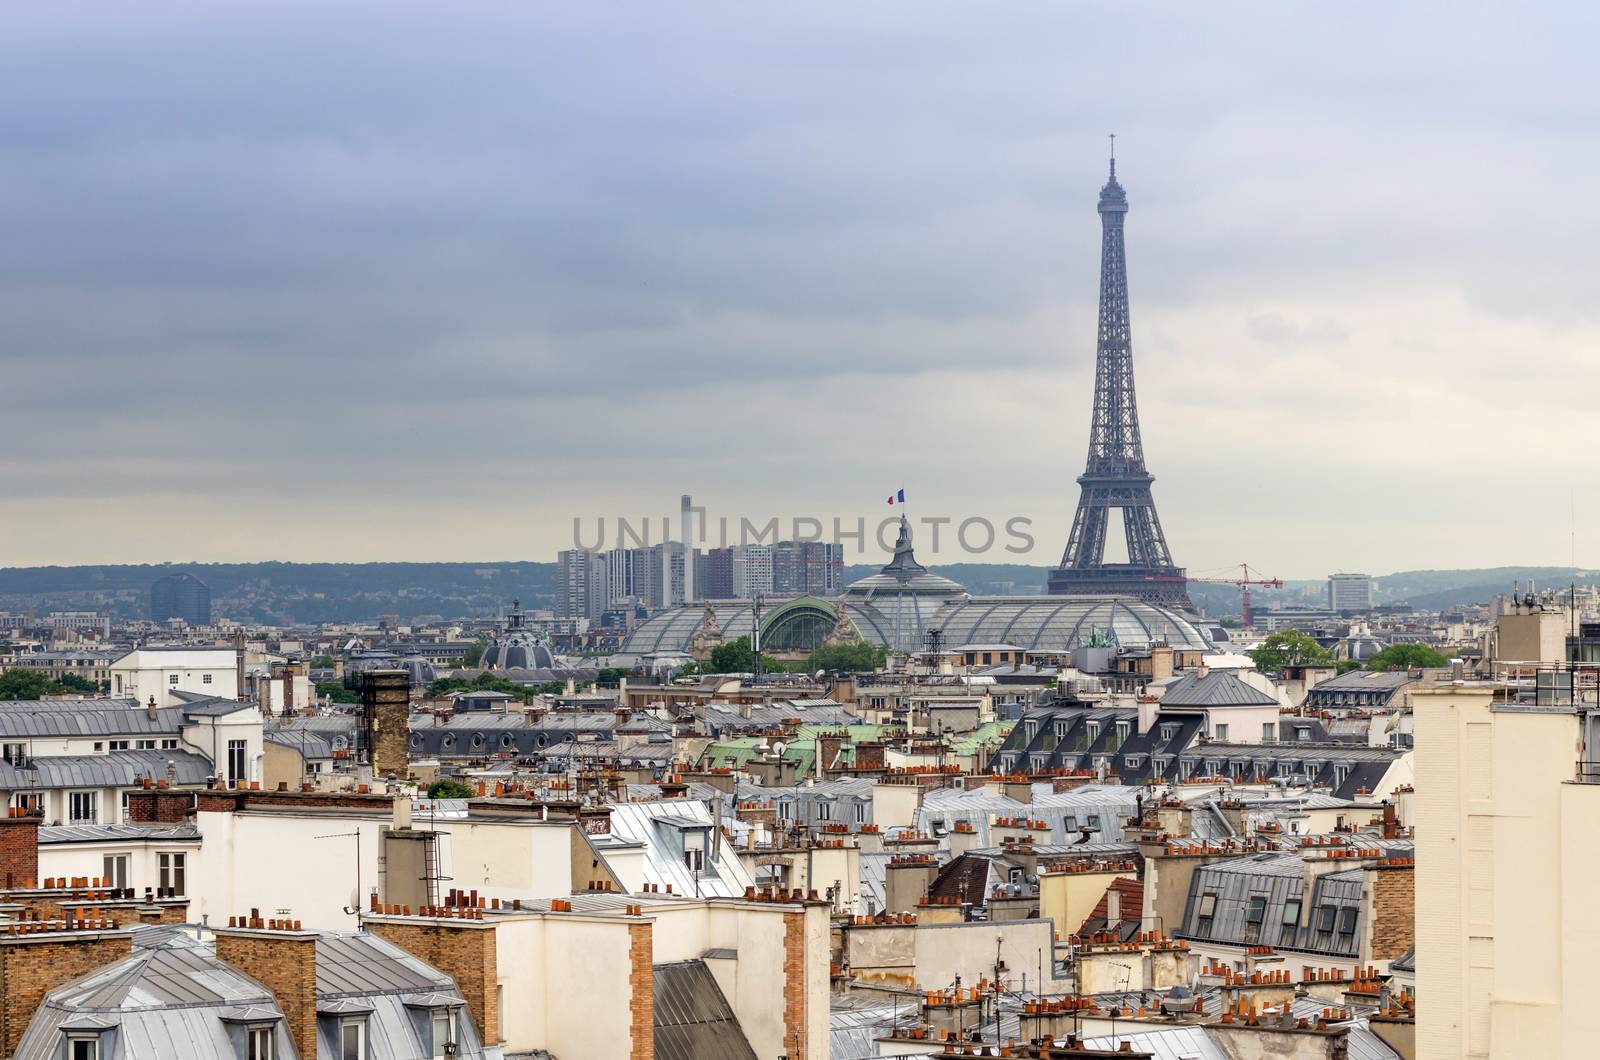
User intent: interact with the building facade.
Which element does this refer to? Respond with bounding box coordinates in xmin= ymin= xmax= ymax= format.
xmin=149 ymin=572 xmax=211 ymax=627
xmin=1328 ymin=572 xmax=1375 ymax=612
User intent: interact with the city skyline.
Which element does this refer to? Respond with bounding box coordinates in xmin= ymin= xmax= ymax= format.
xmin=5 ymin=3 xmax=1598 ymax=576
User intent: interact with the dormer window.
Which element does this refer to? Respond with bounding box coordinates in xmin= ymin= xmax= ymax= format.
xmin=430 ymin=1009 xmax=457 ymax=1060
xmin=67 ymin=1035 xmax=100 ymax=1060
xmin=340 ymin=1018 xmax=367 ymax=1060
xmin=1159 ymin=723 xmax=1177 ymax=742
xmin=247 ymin=1025 xmax=274 ymax=1060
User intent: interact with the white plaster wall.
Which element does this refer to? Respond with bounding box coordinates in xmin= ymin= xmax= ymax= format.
xmin=39 ymin=838 xmax=199 ymax=892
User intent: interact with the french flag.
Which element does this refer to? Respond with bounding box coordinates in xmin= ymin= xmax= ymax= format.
xmin=886 ymin=488 xmax=905 ymax=505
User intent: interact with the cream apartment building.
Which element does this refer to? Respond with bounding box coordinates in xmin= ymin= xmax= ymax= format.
xmin=1415 ymin=680 xmax=1600 ymax=1059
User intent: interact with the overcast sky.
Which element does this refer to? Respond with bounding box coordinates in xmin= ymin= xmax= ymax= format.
xmin=3 ymin=3 xmax=1598 ymax=577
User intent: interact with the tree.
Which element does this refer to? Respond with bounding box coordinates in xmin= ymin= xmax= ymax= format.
xmin=595 ymin=667 xmax=625 ymax=689
xmin=1335 ymin=658 xmax=1365 ymax=675
xmin=461 ymin=640 xmax=486 ymax=668
xmin=52 ymin=673 xmax=102 ymax=694
xmin=426 ymin=670 xmax=546 ymax=704
xmin=427 ymin=778 xmax=477 ymax=799
xmin=808 ymin=641 xmax=888 ymax=673
xmin=1364 ymin=643 xmax=1451 ymax=671
xmin=706 ymin=637 xmax=796 ymax=674
xmin=1249 ymin=629 xmax=1334 ymax=673
xmin=316 ymin=681 xmax=360 ymax=704
xmin=309 ymin=655 xmax=337 ymax=669
xmin=709 ymin=636 xmax=756 ymax=673
xmin=0 ymin=669 xmax=59 ymax=700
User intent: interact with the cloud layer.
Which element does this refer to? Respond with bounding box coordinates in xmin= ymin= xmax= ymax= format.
xmin=4 ymin=2 xmax=1599 ymax=576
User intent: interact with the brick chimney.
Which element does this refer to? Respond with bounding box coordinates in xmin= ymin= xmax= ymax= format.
xmin=364 ymin=908 xmax=500 ymax=1045
xmin=125 ymin=789 xmax=193 ymax=824
xmin=0 ymin=809 xmax=41 ymax=889
xmin=214 ymin=915 xmax=318 ymax=1060
xmin=0 ymin=920 xmax=132 ymax=1056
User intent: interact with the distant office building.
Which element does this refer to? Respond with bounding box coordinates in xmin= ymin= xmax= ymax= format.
xmin=605 ymin=547 xmax=641 ymax=605
xmin=150 ymin=572 xmax=211 ymax=627
xmin=703 ymin=548 xmax=735 ymax=599
xmin=772 ymin=541 xmax=844 ymax=596
xmin=556 ymin=550 xmax=610 ymax=622
xmin=1328 ymin=572 xmax=1375 ymax=612
xmin=732 ymin=545 xmax=775 ymax=599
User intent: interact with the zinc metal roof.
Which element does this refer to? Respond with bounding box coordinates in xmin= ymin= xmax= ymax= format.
xmin=0 ymin=705 xmax=188 ymax=737
xmin=314 ymin=932 xmax=451 ymax=997
xmin=0 ymin=750 xmax=214 ymax=791
xmin=42 ymin=822 xmax=200 ymax=845
xmin=1082 ymin=1025 xmax=1227 ymax=1060
xmin=653 ymin=960 xmax=758 ymax=1060
xmin=12 ymin=935 xmax=296 ymax=1060
xmin=603 ymin=799 xmax=755 ymax=899
xmin=1160 ymin=671 xmax=1280 ymax=707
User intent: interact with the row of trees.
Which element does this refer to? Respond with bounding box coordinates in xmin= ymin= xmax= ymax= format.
xmin=0 ymin=669 xmax=108 ymax=700
xmin=426 ymin=671 xmax=566 ymax=702
xmin=1248 ymin=630 xmax=1451 ymax=674
xmin=690 ymin=636 xmax=888 ymax=676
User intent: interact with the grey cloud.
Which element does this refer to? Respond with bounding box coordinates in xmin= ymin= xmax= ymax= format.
xmin=4 ymin=2 xmax=1600 ymax=570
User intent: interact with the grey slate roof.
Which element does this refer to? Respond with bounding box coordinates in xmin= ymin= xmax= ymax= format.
xmin=0 ymin=750 xmax=213 ymax=791
xmin=0 ymin=705 xmax=188 ymax=737
xmin=1176 ymin=844 xmax=1414 ymax=957
xmin=174 ymin=695 xmax=257 ymax=717
xmin=1159 ymin=671 xmax=1279 ymax=707
xmin=653 ymin=960 xmax=758 ymax=1060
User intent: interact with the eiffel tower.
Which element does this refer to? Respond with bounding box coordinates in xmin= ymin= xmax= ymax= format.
xmin=1047 ymin=144 xmax=1191 ymax=609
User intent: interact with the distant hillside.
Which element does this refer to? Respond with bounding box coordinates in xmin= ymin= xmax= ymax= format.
xmin=0 ymin=562 xmax=559 ymax=625
xmin=1373 ymin=567 xmax=1596 ymax=610
xmin=2 ymin=561 xmax=1591 ymax=625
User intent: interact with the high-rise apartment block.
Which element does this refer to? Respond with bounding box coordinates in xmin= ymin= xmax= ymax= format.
xmin=732 ymin=545 xmax=774 ymax=599
xmin=1328 ymin=572 xmax=1375 ymax=612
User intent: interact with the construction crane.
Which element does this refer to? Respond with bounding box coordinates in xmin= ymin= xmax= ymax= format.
xmin=1185 ymin=564 xmax=1283 ymax=629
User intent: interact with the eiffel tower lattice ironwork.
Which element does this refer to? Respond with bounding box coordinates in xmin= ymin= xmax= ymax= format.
xmin=1047 ymin=144 xmax=1191 ymax=609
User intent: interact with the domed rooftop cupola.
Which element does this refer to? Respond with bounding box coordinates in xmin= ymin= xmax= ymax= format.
xmin=481 ymin=599 xmax=556 ymax=670
xmin=841 ymin=516 xmax=966 ymax=598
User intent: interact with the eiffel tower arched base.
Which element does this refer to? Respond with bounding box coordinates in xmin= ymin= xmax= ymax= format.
xmin=1046 ymin=564 xmax=1194 ymax=610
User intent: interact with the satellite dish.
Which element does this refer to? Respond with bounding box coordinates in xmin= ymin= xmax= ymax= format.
xmin=772 ymin=741 xmax=786 ymax=756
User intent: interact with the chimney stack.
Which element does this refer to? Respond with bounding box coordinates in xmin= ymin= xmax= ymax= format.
xmin=0 ymin=922 xmax=132 ymax=1056
xmin=214 ymin=918 xmax=318 ymax=1060
xmin=0 ymin=810 xmax=40 ymax=889
xmin=366 ymin=911 xmax=500 ymax=1045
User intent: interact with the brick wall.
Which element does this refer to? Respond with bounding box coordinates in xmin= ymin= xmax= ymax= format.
xmin=783 ymin=911 xmax=806 ymax=1060
xmin=125 ymin=790 xmax=193 ymax=823
xmin=0 ymin=816 xmax=40 ymax=889
xmin=628 ymin=920 xmax=654 ymax=1060
xmin=367 ymin=920 xmax=500 ymax=1046
xmin=1370 ymin=864 xmax=1415 ymax=960
xmin=214 ymin=930 xmax=318 ymax=1060
xmin=0 ymin=932 xmax=132 ymax=1055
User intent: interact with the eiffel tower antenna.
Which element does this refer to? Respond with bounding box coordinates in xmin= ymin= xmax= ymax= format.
xmin=1048 ymin=145 xmax=1191 ymax=608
